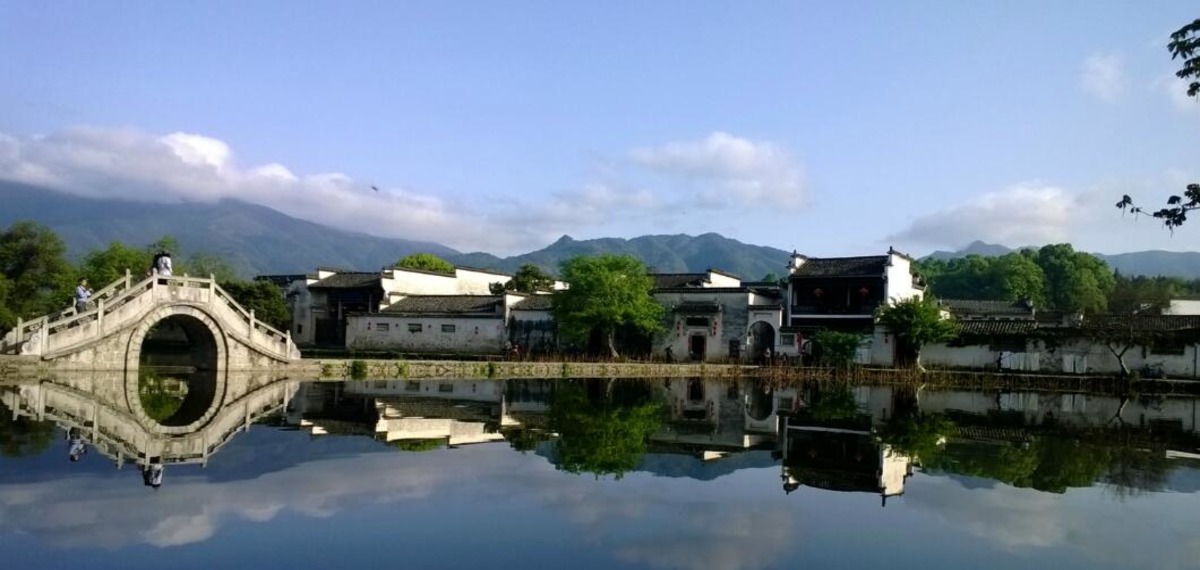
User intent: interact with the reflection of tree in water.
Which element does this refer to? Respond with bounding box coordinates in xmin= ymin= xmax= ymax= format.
xmin=138 ymin=371 xmax=188 ymax=423
xmin=387 ymin=438 xmax=447 ymax=452
xmin=548 ymin=379 xmax=664 ymax=479
xmin=0 ymin=400 xmax=55 ymax=457
xmin=503 ymin=428 xmax=553 ymax=454
xmin=912 ymin=412 xmax=1174 ymax=495
xmin=790 ymin=384 xmax=867 ymax=431
xmin=875 ymin=386 xmax=952 ymax=463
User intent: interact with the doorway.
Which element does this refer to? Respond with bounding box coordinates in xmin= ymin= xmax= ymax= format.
xmin=689 ymin=335 xmax=707 ymax=361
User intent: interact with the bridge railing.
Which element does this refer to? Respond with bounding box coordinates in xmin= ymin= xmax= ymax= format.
xmin=211 ymin=280 xmax=299 ymax=360
xmin=3 ymin=272 xmax=298 ymax=361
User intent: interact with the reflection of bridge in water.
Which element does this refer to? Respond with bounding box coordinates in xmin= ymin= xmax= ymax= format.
xmin=0 ymin=272 xmax=299 ymax=369
xmin=1 ymin=373 xmax=297 ymax=470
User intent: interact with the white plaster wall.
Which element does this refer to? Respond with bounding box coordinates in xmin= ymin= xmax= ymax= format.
xmin=455 ymin=268 xmax=511 ymax=294
xmin=383 ymin=269 xmax=459 ymax=296
xmin=653 ymin=290 xmax=752 ymax=361
xmin=1046 ymin=338 xmax=1200 ymax=378
xmin=1166 ymin=300 xmax=1200 ymax=315
xmin=884 ymin=253 xmax=922 ymax=302
xmin=706 ymin=271 xmax=742 ymax=287
xmin=345 ymin=315 xmax=507 ymax=353
xmin=291 ymin=281 xmax=317 ymax=345
xmin=348 ymin=379 xmax=504 ymax=402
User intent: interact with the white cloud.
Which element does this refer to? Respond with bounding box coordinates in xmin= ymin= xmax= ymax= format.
xmin=1081 ymin=53 xmax=1125 ymax=101
xmin=1157 ymin=72 xmax=1200 ymax=116
xmin=0 ymin=126 xmax=523 ymax=252
xmin=629 ymin=132 xmax=806 ymax=210
xmin=0 ymin=126 xmax=809 ymax=254
xmin=890 ymin=182 xmax=1078 ymax=249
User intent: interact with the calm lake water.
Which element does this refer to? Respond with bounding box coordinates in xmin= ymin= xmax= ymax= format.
xmin=2 ymin=376 xmax=1199 ymax=570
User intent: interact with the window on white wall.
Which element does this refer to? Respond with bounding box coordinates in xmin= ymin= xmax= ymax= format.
xmin=408 ymin=323 xmax=422 ymax=333
xmin=441 ymin=324 xmax=456 ymax=333
xmin=376 ymin=323 xmax=390 ymax=332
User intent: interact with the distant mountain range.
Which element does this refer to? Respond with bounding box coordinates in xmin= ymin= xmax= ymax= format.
xmin=0 ymin=183 xmax=789 ymax=280
xmin=5 ymin=183 xmax=1199 ymax=280
xmin=925 ymin=240 xmax=1200 ymax=279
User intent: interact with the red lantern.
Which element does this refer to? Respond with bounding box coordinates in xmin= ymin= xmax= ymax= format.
xmin=711 ymin=320 xmax=718 ymax=336
xmin=859 ymin=287 xmax=869 ymax=297
xmin=813 ymin=288 xmax=823 ymax=298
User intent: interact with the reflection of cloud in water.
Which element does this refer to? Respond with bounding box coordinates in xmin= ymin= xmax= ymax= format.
xmin=906 ymin=474 xmax=1200 ymax=570
xmin=612 ymin=504 xmax=794 ymax=570
xmin=0 ymin=442 xmax=799 ymax=570
xmin=0 ymin=455 xmax=440 ymax=549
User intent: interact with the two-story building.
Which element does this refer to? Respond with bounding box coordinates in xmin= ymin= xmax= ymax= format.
xmin=781 ymin=248 xmax=924 ymax=365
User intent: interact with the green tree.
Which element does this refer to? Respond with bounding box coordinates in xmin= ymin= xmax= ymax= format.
xmin=548 ymin=380 xmax=664 ymax=479
xmin=1107 ymin=274 xmax=1180 ymax=316
xmin=0 ymin=221 xmax=75 ymax=331
xmin=494 ymin=263 xmax=556 ymax=293
xmin=1117 ymin=19 xmax=1200 ymax=228
xmin=1035 ymin=244 xmax=1114 ymax=314
xmin=220 ymin=279 xmax=291 ymax=330
xmin=811 ymin=330 xmax=863 ymax=369
xmin=875 ymin=296 xmax=958 ymax=370
xmin=395 ymin=253 xmax=455 ymax=274
xmin=553 ymin=254 xmax=664 ymax=358
xmin=80 ymin=241 xmax=151 ymax=286
xmin=992 ymin=252 xmax=1046 ymax=306
xmin=188 ymin=252 xmax=239 ymax=282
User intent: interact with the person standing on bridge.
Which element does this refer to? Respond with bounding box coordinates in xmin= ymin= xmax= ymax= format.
xmin=155 ymin=250 xmax=173 ymax=277
xmin=74 ymin=278 xmax=92 ymax=313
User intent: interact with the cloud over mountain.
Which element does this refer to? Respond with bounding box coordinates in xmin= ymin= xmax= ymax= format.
xmin=889 ymin=182 xmax=1078 ymax=248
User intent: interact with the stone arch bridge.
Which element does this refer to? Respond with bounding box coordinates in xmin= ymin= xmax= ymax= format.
xmin=1 ymin=273 xmax=300 ymax=370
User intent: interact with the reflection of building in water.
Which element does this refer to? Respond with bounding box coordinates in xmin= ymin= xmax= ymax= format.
xmin=1 ymin=376 xmax=297 ymax=469
xmin=289 ymin=379 xmax=553 ymax=448
xmin=649 ymin=378 xmax=781 ymax=464
xmin=775 ymin=387 xmax=914 ymax=504
xmin=778 ymin=415 xmax=913 ymax=504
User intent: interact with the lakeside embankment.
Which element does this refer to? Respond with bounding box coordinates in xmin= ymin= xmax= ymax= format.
xmin=5 ymin=354 xmax=1199 ymax=394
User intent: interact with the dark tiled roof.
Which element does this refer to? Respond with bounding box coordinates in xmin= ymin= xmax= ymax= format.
xmin=309 ymin=272 xmax=381 ymax=289
xmin=942 ymin=299 xmax=1035 ymax=317
xmin=1082 ymin=315 xmax=1200 ymax=332
xmin=748 ymin=304 xmax=782 ymax=310
xmin=707 ymin=268 xmax=742 ymax=280
xmin=957 ymin=321 xmax=1039 ymax=336
xmin=653 ymin=273 xmax=708 ymax=288
xmin=512 ymin=295 xmax=554 ymax=311
xmin=381 ymin=295 xmax=504 ymax=315
xmin=790 ymin=256 xmax=888 ymax=278
xmin=255 ymin=274 xmax=307 ymax=287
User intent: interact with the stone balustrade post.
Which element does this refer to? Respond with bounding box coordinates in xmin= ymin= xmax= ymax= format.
xmin=249 ymin=309 xmax=256 ymax=338
xmin=15 ymin=317 xmax=22 ymax=345
xmin=97 ymin=298 xmax=105 ymax=330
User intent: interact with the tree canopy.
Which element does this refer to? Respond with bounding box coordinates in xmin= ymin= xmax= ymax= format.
xmin=916 ymin=244 xmax=1115 ymax=314
xmin=395 ymin=253 xmax=455 ymax=274
xmin=492 ymin=263 xmax=556 ymax=294
xmin=1117 ymin=18 xmax=1200 ymax=229
xmin=0 ymin=221 xmax=75 ymax=330
xmin=553 ymin=254 xmax=663 ymax=358
xmin=875 ymin=296 xmax=958 ymax=369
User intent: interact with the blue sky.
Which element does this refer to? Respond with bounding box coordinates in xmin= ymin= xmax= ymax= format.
xmin=1 ymin=1 xmax=1198 ymax=256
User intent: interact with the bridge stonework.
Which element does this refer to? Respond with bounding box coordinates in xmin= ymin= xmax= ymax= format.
xmin=0 ymin=275 xmax=300 ymax=371
xmin=1 ymin=371 xmax=296 ymax=468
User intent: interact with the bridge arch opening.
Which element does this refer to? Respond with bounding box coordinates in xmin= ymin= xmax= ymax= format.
xmin=137 ymin=314 xmax=221 ymax=427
